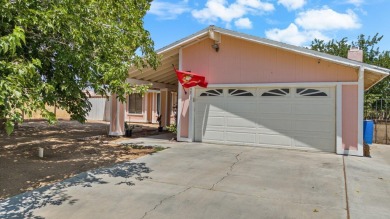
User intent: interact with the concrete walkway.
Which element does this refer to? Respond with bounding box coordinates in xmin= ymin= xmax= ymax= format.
xmin=1 ymin=135 xmax=389 ymax=219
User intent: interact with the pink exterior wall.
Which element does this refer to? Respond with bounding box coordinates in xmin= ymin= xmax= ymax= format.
xmin=182 ymin=35 xmax=358 ymax=84
xmin=179 ymin=90 xmax=190 ymax=138
xmin=342 ymin=85 xmax=358 ymax=150
xmin=180 ymin=35 xmax=360 ymax=144
xmin=126 ymin=93 xmax=147 ymax=123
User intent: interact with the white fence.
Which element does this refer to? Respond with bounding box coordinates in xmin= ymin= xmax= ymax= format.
xmin=86 ymin=97 xmax=111 ymax=121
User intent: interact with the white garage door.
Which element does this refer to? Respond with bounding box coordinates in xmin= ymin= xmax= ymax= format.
xmin=194 ymin=87 xmax=335 ymax=152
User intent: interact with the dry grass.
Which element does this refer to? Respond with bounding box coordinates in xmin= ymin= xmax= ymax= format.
xmin=0 ymin=120 xmax=166 ymax=199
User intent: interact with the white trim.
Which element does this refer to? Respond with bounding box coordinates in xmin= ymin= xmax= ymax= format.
xmin=158 ymin=32 xmax=209 ymax=54
xmin=177 ymin=48 xmax=183 ymax=141
xmin=180 ymin=36 xmax=209 ymax=50
xmin=336 ymin=84 xmax=343 ymax=154
xmin=357 ymin=67 xmax=364 ymax=156
xmin=176 ymin=137 xmax=192 ymax=142
xmin=207 ymin=82 xmax=358 ymax=88
xmin=338 ymin=150 xmax=362 ymax=156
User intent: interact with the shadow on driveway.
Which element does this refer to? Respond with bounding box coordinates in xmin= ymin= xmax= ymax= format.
xmin=0 ymin=162 xmax=152 ymax=219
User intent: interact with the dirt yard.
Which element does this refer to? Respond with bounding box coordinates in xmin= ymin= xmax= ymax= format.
xmin=0 ymin=120 xmax=168 ymax=199
xmin=374 ymin=121 xmax=390 ymax=144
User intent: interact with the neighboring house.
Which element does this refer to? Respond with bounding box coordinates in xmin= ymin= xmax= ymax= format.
xmin=110 ymin=26 xmax=389 ymax=156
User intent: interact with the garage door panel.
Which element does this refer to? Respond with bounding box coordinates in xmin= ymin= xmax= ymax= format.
xmin=292 ymin=104 xmax=334 ymax=115
xmin=257 ymin=134 xmax=291 ymax=147
xmin=226 ymin=102 xmax=257 ymax=113
xmin=203 ymin=130 xmax=224 ymax=141
xmin=196 ymin=102 xmax=226 ymax=112
xmin=294 ymin=136 xmax=334 ymax=152
xmin=293 ymin=114 xmax=334 ymax=121
xmin=258 ymin=103 xmax=292 ymax=114
xmin=202 ymin=116 xmax=225 ymax=127
xmin=258 ymin=119 xmax=293 ymax=131
xmin=294 ymin=120 xmax=334 ymax=132
xmin=194 ymin=87 xmax=336 ymax=152
xmin=226 ymin=117 xmax=257 ymax=128
xmin=226 ymin=131 xmax=256 ymax=144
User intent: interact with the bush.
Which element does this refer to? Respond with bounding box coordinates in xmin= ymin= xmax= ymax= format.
xmin=166 ymin=124 xmax=177 ymax=134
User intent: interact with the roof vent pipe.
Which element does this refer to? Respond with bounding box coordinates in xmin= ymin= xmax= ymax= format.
xmin=348 ymin=47 xmax=363 ymax=62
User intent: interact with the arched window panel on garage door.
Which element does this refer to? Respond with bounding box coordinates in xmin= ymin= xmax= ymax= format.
xmin=261 ymin=88 xmax=290 ymax=97
xmin=228 ymin=89 xmax=254 ymax=96
xmin=296 ymin=88 xmax=328 ymax=97
xmin=199 ymin=89 xmax=224 ymax=97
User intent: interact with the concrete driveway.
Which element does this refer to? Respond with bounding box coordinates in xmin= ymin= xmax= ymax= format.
xmin=1 ymin=134 xmax=389 ymax=219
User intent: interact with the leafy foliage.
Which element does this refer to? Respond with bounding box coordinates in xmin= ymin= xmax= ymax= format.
xmin=0 ymin=0 xmax=159 ymax=134
xmin=166 ymin=123 xmax=177 ymax=134
xmin=310 ymin=34 xmax=390 ymax=104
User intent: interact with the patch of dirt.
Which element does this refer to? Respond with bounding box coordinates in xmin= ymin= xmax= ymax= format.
xmin=0 ymin=120 xmax=167 ymax=200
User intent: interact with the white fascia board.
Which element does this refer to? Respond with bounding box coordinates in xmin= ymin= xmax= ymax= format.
xmin=206 ymin=82 xmax=357 ymax=88
xmin=156 ymin=31 xmax=209 ymax=55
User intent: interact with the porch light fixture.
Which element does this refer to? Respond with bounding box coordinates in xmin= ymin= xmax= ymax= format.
xmin=211 ymin=43 xmax=219 ymax=52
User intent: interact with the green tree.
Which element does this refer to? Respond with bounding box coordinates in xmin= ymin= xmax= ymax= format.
xmin=310 ymin=34 xmax=390 ymax=107
xmin=0 ymin=0 xmax=159 ymax=134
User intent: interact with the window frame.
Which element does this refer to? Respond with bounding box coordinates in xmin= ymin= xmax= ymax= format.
xmin=128 ymin=93 xmax=143 ymax=115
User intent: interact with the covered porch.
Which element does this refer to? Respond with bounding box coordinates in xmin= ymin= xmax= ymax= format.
xmin=108 ymin=50 xmax=180 ymax=136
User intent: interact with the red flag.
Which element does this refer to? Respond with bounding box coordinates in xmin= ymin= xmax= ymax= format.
xmin=173 ymin=66 xmax=208 ymax=88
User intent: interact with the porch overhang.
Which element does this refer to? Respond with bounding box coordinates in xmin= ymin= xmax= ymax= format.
xmin=127 ymin=28 xmax=219 ymax=90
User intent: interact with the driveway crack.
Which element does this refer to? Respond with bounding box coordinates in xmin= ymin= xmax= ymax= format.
xmin=210 ymin=152 xmax=243 ymax=190
xmin=140 ymin=187 xmax=191 ymax=219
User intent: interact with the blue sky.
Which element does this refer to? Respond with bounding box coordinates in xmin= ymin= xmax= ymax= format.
xmin=144 ymin=0 xmax=390 ymax=51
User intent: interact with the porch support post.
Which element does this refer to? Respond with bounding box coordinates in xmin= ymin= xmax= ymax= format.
xmin=160 ymin=88 xmax=169 ymax=128
xmin=109 ymin=94 xmax=125 ymax=136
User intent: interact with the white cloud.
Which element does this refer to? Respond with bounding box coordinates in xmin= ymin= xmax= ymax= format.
xmin=149 ymin=1 xmax=190 ymax=20
xmin=237 ymin=0 xmax=275 ymax=11
xmin=295 ymin=7 xmax=361 ymax=31
xmin=192 ymin=0 xmax=274 ymax=24
xmin=234 ymin=17 xmax=252 ymax=29
xmin=345 ymin=0 xmax=364 ymax=6
xmin=265 ymin=23 xmax=329 ymax=46
xmin=277 ymin=0 xmax=306 ymax=10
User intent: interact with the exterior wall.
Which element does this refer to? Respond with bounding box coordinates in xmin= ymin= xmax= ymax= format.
xmin=179 ymin=89 xmax=190 ymax=138
xmin=124 ymin=91 xmax=173 ymax=125
xmin=342 ymin=85 xmax=358 ymax=150
xmin=182 ymin=36 xmax=358 ymax=84
xmin=180 ymin=35 xmax=360 ymax=147
xmin=126 ymin=93 xmax=147 ymax=123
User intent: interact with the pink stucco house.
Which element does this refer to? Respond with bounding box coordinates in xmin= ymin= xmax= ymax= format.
xmin=110 ymin=26 xmax=389 ymax=156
